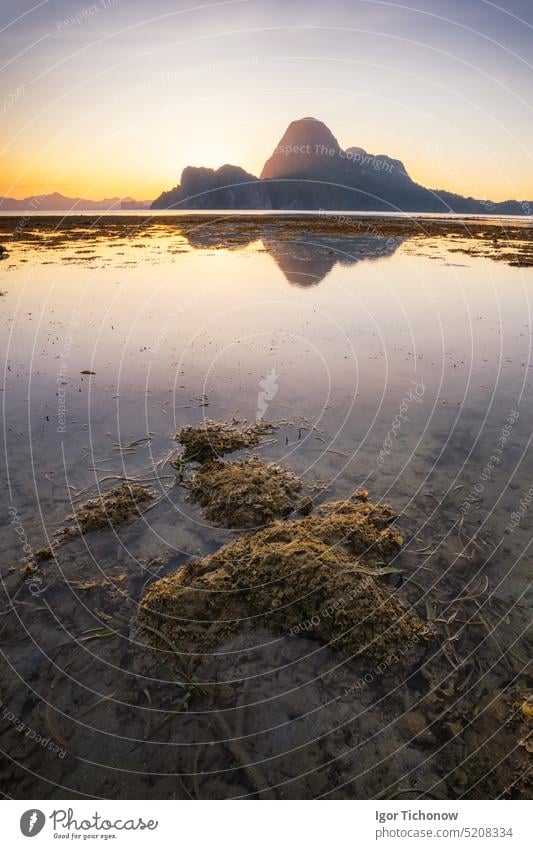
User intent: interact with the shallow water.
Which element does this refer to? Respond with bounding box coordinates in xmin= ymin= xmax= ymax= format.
xmin=0 ymin=219 xmax=531 ymax=799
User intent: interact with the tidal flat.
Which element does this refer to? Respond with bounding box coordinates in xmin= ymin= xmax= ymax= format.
xmin=0 ymin=213 xmax=532 ymax=799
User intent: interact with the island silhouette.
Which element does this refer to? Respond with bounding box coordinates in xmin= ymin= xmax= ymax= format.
xmin=152 ymin=117 xmax=532 ymax=215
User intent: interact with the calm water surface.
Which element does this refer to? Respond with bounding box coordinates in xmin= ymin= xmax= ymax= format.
xmin=0 ymin=222 xmax=531 ymax=799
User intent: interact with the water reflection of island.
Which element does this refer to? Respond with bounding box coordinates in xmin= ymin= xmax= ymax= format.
xmin=184 ymin=230 xmax=404 ymax=286
xmin=261 ymin=235 xmax=404 ymax=286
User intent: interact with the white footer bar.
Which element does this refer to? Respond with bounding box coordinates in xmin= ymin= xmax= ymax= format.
xmin=4 ymin=799 xmax=530 ymax=848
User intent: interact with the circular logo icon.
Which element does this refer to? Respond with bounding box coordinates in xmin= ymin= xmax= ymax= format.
xmin=20 ymin=810 xmax=45 ymax=837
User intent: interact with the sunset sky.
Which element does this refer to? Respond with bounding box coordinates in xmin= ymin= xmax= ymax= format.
xmin=1 ymin=0 xmax=532 ymax=202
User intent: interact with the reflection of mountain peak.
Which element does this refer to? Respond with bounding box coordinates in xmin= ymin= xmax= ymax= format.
xmin=262 ymin=240 xmax=337 ymax=286
xmin=180 ymin=228 xmax=404 ymax=286
xmin=262 ymin=236 xmax=404 ymax=286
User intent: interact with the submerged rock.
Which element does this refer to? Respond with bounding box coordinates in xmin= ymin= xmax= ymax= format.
xmin=139 ymin=497 xmax=432 ymax=666
xmin=176 ymin=419 xmax=276 ymax=463
xmin=188 ymin=455 xmax=303 ymax=528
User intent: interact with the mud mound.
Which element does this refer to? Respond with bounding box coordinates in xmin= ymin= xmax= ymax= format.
xmin=139 ymin=497 xmax=432 ymax=666
xmin=55 ymin=482 xmax=154 ymax=543
xmin=176 ymin=419 xmax=276 ymax=463
xmin=188 ymin=455 xmax=303 ymax=528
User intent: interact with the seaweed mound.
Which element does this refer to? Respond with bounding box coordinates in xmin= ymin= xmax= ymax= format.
xmin=139 ymin=498 xmax=432 ymax=665
xmin=55 ymin=482 xmax=154 ymax=542
xmin=176 ymin=419 xmax=275 ymax=463
xmin=188 ymin=455 xmax=303 ymax=528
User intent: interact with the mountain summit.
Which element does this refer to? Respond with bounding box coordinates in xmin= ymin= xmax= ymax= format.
xmin=152 ymin=117 xmax=531 ymax=215
xmin=260 ymin=117 xmax=343 ymax=179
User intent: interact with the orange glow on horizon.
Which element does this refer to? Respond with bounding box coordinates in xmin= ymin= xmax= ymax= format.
xmin=2 ymin=139 xmax=532 ymax=205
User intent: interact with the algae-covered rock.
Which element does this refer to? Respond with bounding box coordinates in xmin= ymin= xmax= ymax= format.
xmin=139 ymin=498 xmax=432 ymax=666
xmin=176 ymin=419 xmax=276 ymax=463
xmin=188 ymin=455 xmax=303 ymax=528
xmin=55 ymin=482 xmax=154 ymax=542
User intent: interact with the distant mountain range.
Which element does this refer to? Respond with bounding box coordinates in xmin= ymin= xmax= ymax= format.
xmin=152 ymin=117 xmax=532 ymax=215
xmin=0 ymin=192 xmax=151 ymax=211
